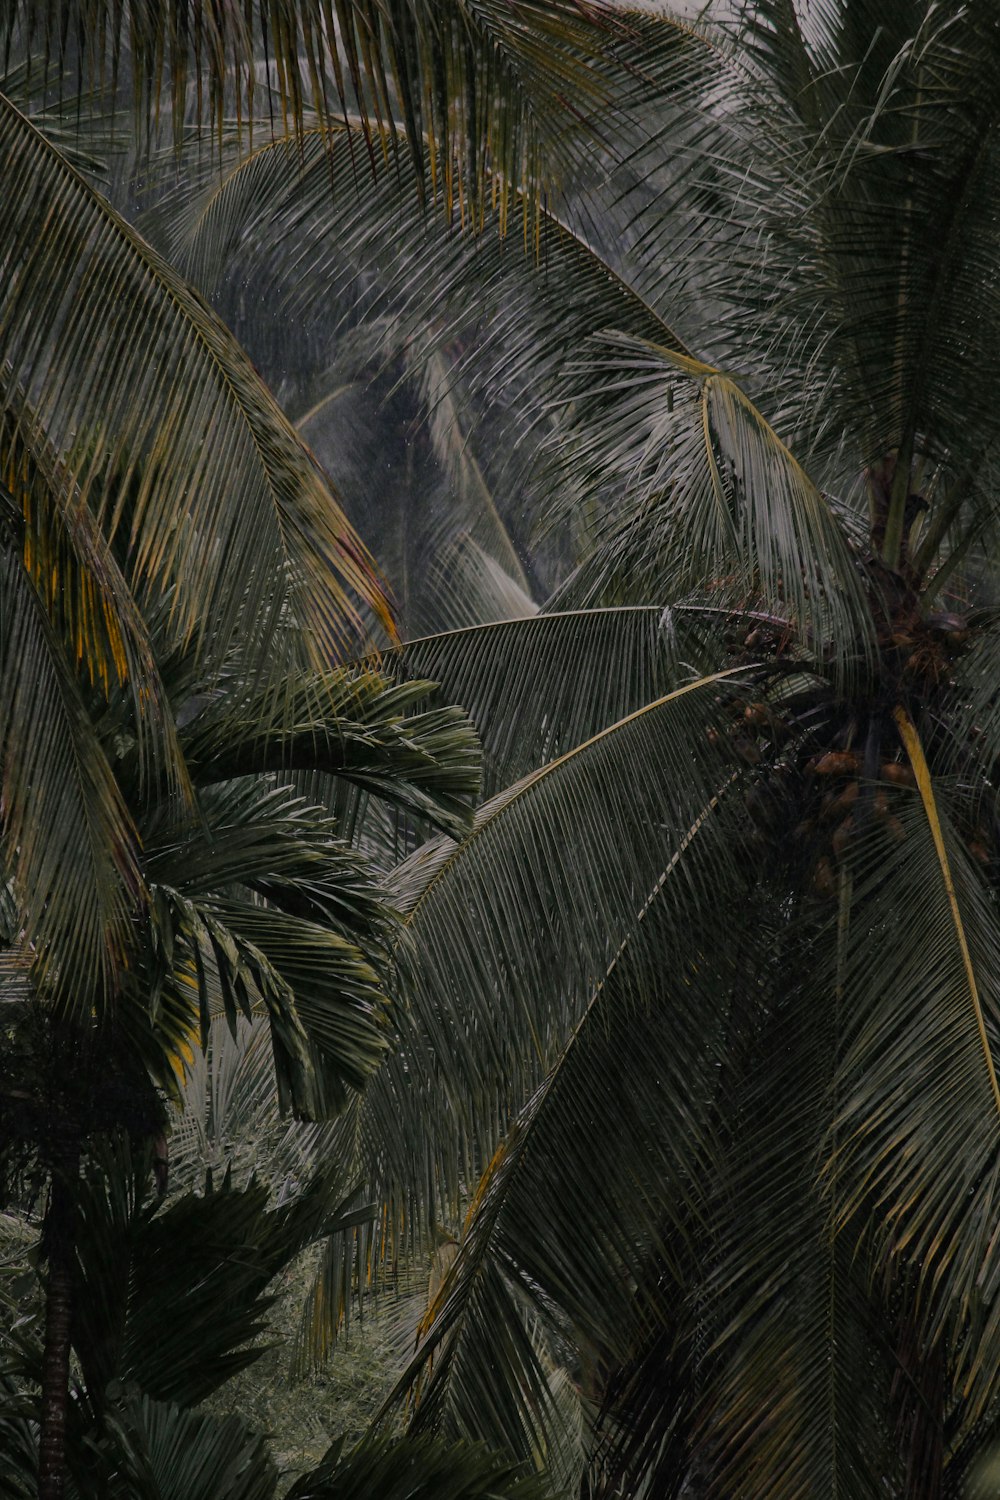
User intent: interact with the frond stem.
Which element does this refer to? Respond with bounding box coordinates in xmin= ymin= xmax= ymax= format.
xmin=894 ymin=706 xmax=1000 ymax=1118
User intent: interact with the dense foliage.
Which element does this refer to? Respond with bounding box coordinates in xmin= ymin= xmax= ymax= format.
xmin=5 ymin=2 xmax=1000 ymax=1497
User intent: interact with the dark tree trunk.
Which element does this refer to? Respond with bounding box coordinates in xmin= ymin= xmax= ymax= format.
xmin=37 ymin=1149 xmax=79 ymax=1500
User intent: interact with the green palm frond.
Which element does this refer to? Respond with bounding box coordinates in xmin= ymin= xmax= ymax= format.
xmin=2 ymin=1 xmax=644 ymax=229
xmin=1 ymin=399 xmax=183 ymax=795
xmin=144 ymin=778 xmax=395 ymax=955
xmin=832 ymin=776 xmax=1000 ymax=1427
xmin=180 ymin=667 xmax=480 ymax=840
xmin=155 ymin=119 xmax=688 ymax=473
xmin=150 ymin=884 xmax=390 ymax=1120
xmin=394 ymin=821 xmax=746 ymax=1465
xmin=689 ymin=890 xmax=900 ymax=1498
xmin=69 ymin=1143 xmax=348 ymax=1409
xmin=552 ymin=334 xmax=875 ymax=682
xmin=96 ymin=1397 xmax=276 ymax=1500
xmin=0 ymin=90 xmax=393 ymax=684
xmin=311 ymin=667 xmax=756 ymax=1298
xmin=383 ymin=605 xmax=762 ymax=792
xmin=657 ymin=1 xmax=1000 ymax=537
xmin=285 ymin=1429 xmax=551 ymax=1500
xmin=0 ymin=548 xmax=144 ymax=1004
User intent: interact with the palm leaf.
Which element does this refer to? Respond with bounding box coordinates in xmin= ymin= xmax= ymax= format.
xmin=0 ymin=89 xmax=392 ymax=685
xmin=285 ymin=1429 xmax=551 ymax=1500
xmin=382 ymin=605 xmax=741 ymax=793
xmin=179 ymin=667 xmax=480 ymax=841
xmin=0 ymin=546 xmax=144 ymax=1004
xmin=552 ymin=334 xmax=875 ymax=684
xmin=309 ymin=665 xmax=756 ymax=1314
xmin=2 ymin=1 xmax=642 ymax=230
xmin=156 ymin=121 xmax=690 ymax=522
xmin=1 ymin=396 xmax=184 ymax=797
xmin=691 ymin=890 xmax=900 ymax=1498
xmin=70 ymin=1144 xmax=347 ymax=1409
xmin=96 ymin=1397 xmax=276 ymax=1500
xmin=832 ymin=771 xmax=1000 ymax=1428
xmin=393 ymin=796 xmax=744 ymax=1465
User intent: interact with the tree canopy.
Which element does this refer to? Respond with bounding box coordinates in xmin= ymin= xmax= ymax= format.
xmin=6 ymin=2 xmax=1000 ymax=1497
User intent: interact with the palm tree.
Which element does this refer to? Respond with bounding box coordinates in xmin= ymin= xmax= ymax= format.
xmin=157 ymin=2 xmax=1000 ymax=1493
xmin=0 ymin=5 xmax=615 ymax=1495
xmin=14 ymin=0 xmax=1000 ymax=1493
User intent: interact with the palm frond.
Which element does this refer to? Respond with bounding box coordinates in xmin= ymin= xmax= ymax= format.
xmin=70 ymin=1143 xmax=346 ymax=1409
xmin=98 ymin=1396 xmax=276 ymax=1500
xmin=0 ymin=547 xmax=144 ymax=1005
xmin=157 ymin=121 xmax=690 ymax=514
xmin=832 ymin=774 xmax=1000 ymax=1428
xmin=285 ymin=1428 xmax=551 ymax=1500
xmin=143 ymin=778 xmax=395 ymax=955
xmin=1 ymin=396 xmax=185 ymax=799
xmin=393 ymin=803 xmax=747 ymax=1466
xmin=180 ymin=667 xmax=481 ymax=841
xmin=2 ymin=1 xmax=646 ymax=230
xmin=690 ymin=889 xmax=900 ymax=1498
xmin=383 ymin=605 xmax=741 ymax=793
xmin=552 ymin=334 xmax=875 ymax=684
xmin=316 ymin=666 xmax=756 ymax=1306
xmin=0 ymin=90 xmax=392 ymax=685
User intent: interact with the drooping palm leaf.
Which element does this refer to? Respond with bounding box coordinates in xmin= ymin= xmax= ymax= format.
xmin=0 ymin=397 xmax=183 ymax=795
xmin=0 ymin=547 xmax=144 ymax=1003
xmin=179 ymin=667 xmax=480 ymax=840
xmin=381 ymin=604 xmax=758 ymax=793
xmin=69 ymin=1143 xmax=351 ymax=1409
xmin=393 ymin=798 xmax=747 ymax=1466
xmin=306 ymin=665 xmax=758 ymax=1312
xmin=551 ymin=334 xmax=876 ymax=684
xmin=155 ymin=120 xmax=691 ymax=535
xmin=832 ymin=754 xmax=1000 ymax=1430
xmin=0 ymin=90 xmax=392 ymax=686
xmin=1 ymin=1 xmax=646 ymax=230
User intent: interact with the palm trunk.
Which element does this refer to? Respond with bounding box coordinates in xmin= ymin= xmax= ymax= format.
xmin=37 ymin=1148 xmax=79 ymax=1500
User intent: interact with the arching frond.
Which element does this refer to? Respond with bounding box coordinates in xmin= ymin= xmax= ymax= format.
xmin=381 ymin=606 xmax=722 ymax=793
xmin=0 ymin=549 xmax=144 ymax=1004
xmin=1 ymin=1 xmax=654 ymax=231
xmin=392 ymin=804 xmax=748 ymax=1466
xmin=311 ymin=667 xmax=758 ymax=1308
xmin=1 ymin=398 xmax=184 ymax=797
xmin=552 ymin=334 xmax=875 ymax=684
xmin=0 ymin=91 xmax=392 ymax=686
xmin=830 ymin=786 xmax=1000 ymax=1426
xmin=157 ymin=122 xmax=690 ymax=529
xmin=179 ymin=667 xmax=480 ymax=840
